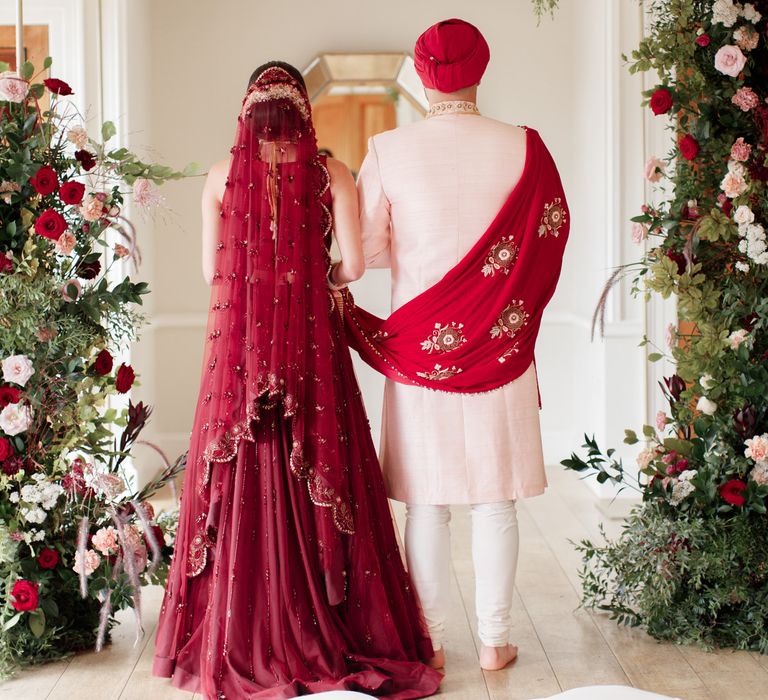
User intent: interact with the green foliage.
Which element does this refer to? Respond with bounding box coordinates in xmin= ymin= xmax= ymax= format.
xmin=564 ymin=0 xmax=768 ymax=651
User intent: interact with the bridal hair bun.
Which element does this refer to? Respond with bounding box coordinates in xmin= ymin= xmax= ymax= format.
xmin=241 ymin=61 xmax=312 ymax=136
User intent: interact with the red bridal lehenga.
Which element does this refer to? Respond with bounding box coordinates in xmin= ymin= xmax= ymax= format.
xmin=152 ymin=67 xmax=441 ymax=699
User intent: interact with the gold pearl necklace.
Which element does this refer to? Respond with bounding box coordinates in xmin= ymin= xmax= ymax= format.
xmin=425 ymin=100 xmax=481 ymax=118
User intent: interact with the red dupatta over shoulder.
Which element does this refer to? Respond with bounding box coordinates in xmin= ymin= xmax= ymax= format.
xmin=341 ymin=127 xmax=569 ymax=396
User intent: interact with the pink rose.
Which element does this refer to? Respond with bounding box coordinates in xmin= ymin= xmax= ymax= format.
xmin=730 ymin=137 xmax=752 ymax=162
xmin=644 ymin=157 xmax=665 ymax=182
xmin=656 ymin=411 xmax=668 ymax=431
xmin=665 ymin=323 xmax=676 ymax=349
xmin=728 ymin=328 xmax=749 ymax=350
xmin=54 ymin=231 xmax=77 ymax=255
xmin=732 ymin=87 xmax=759 ymax=112
xmin=714 ymin=45 xmax=747 ymax=78
xmin=0 ymin=402 xmax=33 ymax=436
xmin=745 ymin=434 xmax=768 ymax=463
xmin=631 ymin=223 xmax=648 ymax=245
xmin=2 ymin=354 xmax=35 ymax=387
xmin=0 ymin=72 xmax=29 ymax=103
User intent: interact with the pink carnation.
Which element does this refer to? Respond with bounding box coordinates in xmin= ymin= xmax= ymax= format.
xmin=732 ymin=87 xmax=760 ymax=112
xmin=745 ymin=434 xmax=768 ymax=463
xmin=730 ymin=137 xmax=753 ymax=162
xmin=73 ymin=549 xmax=101 ymax=576
xmin=91 ymin=526 xmax=119 ymax=555
xmin=734 ymin=25 xmax=760 ymax=51
xmin=80 ymin=195 xmax=105 ymax=222
xmin=714 ymin=45 xmax=747 ymax=78
xmin=54 ymin=231 xmax=77 ymax=255
xmin=133 ymin=178 xmax=161 ymax=208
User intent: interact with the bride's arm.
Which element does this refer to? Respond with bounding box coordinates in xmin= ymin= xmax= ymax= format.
xmin=327 ymin=157 xmax=364 ymax=285
xmin=200 ymin=159 xmax=229 ymax=285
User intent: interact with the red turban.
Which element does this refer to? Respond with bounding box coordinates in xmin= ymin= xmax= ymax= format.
xmin=414 ymin=18 xmax=490 ymax=93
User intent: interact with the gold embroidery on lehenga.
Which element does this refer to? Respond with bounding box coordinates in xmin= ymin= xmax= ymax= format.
xmin=538 ymin=198 xmax=567 ymax=238
xmin=420 ymin=322 xmax=467 ymax=354
xmin=482 ymin=235 xmax=519 ymax=277
xmin=491 ymin=301 xmax=529 ymax=340
xmin=416 ymin=364 xmax=464 ymax=381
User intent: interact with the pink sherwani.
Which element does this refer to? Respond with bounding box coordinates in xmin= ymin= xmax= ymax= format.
xmin=357 ymin=112 xmax=547 ymax=505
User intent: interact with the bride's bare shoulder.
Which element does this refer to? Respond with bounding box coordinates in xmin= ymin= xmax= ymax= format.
xmin=203 ymin=157 xmax=231 ymax=200
xmin=325 ymin=157 xmax=355 ymax=189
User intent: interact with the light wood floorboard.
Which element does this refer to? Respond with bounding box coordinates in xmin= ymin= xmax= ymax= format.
xmin=3 ymin=467 xmax=766 ymax=699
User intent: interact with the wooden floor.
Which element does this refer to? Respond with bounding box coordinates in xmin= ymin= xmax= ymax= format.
xmin=3 ymin=467 xmax=768 ymax=700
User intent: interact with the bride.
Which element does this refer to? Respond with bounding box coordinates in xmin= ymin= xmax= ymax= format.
xmin=151 ymin=61 xmax=442 ymax=699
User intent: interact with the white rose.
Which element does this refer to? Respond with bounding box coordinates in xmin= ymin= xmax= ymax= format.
xmin=1 ymin=354 xmax=35 ymax=387
xmin=0 ymin=71 xmax=29 ymax=103
xmin=728 ymin=328 xmax=750 ymax=350
xmin=700 ymin=374 xmax=716 ymax=391
xmin=734 ymin=205 xmax=755 ymax=226
xmin=0 ymin=402 xmax=33 ymax=436
xmin=696 ymin=396 xmax=717 ymax=415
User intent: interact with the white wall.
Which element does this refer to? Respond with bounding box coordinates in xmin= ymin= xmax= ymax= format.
xmin=108 ymin=0 xmax=652 ymax=490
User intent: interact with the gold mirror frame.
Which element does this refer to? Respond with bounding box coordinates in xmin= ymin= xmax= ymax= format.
xmin=302 ymin=52 xmax=428 ymax=113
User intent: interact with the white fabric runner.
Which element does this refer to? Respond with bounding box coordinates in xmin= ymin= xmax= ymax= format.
xmin=532 ymin=687 xmax=680 ymax=700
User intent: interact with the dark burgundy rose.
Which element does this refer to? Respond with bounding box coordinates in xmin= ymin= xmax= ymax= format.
xmin=666 ymin=249 xmax=687 ymax=275
xmin=115 ymin=363 xmax=136 ymax=393
xmin=10 ymin=580 xmax=39 ymax=612
xmin=747 ymin=162 xmax=768 ymax=182
xmin=1 ymin=456 xmax=25 ymax=476
xmin=663 ymin=374 xmax=686 ymax=402
xmin=0 ymin=385 xmax=21 ymax=407
xmin=719 ymin=479 xmax=747 ymax=507
xmin=58 ymin=180 xmax=85 ymax=205
xmin=144 ymin=524 xmax=165 ymax=551
xmin=92 ymin=349 xmax=114 ymax=376
xmin=741 ymin=312 xmax=759 ymax=331
xmin=722 ymin=199 xmax=733 ymax=217
xmin=29 ymin=166 xmax=59 ymax=196
xmin=74 ymin=150 xmax=97 ymax=172
xmin=43 ymin=78 xmax=73 ymax=96
xmin=0 ymin=436 xmax=12 ymax=461
xmin=76 ymin=259 xmax=101 ymax=280
xmin=37 ymin=548 xmax=60 ymax=569
xmin=34 ymin=209 xmax=67 ymax=241
xmin=0 ymin=253 xmax=13 ymax=274
xmin=678 ymin=134 xmax=700 ymax=161
xmin=733 ymin=405 xmax=757 ymax=437
xmin=695 ymin=34 xmax=711 ymax=47
xmin=650 ymin=88 xmax=673 ymax=115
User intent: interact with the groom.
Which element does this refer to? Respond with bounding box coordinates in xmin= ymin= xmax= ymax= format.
xmin=354 ymin=18 xmax=568 ymax=671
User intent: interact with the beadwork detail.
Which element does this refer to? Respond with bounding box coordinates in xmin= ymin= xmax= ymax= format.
xmin=426 ymin=100 xmax=481 ymax=118
xmin=482 ymin=235 xmax=519 ymax=277
xmin=420 ymin=321 xmax=467 ymax=354
xmin=538 ymin=198 xmax=567 ymax=238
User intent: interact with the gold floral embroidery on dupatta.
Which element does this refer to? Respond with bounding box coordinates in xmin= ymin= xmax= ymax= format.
xmin=538 ymin=198 xmax=567 ymax=238
xmin=490 ymin=301 xmax=529 ymax=339
xmin=416 ymin=364 xmax=464 ymax=381
xmin=421 ymin=322 xmax=467 ymax=354
xmin=482 ymin=235 xmax=519 ymax=277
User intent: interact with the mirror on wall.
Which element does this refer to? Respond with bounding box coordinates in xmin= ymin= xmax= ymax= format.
xmin=303 ymin=52 xmax=427 ymax=175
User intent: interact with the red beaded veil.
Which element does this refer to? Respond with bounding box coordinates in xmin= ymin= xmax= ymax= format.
xmin=182 ymin=67 xmax=351 ymax=593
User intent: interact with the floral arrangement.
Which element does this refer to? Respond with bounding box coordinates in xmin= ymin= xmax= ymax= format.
xmin=0 ymin=59 xmax=192 ymax=677
xmin=564 ymin=0 xmax=768 ymax=652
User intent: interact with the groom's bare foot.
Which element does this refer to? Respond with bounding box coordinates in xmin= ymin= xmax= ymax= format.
xmin=428 ymin=647 xmax=445 ymax=670
xmin=479 ymin=643 xmax=518 ymax=671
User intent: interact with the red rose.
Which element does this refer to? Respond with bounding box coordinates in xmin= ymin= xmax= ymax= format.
xmin=0 ymin=436 xmax=12 ymax=461
xmin=144 ymin=525 xmax=165 ymax=551
xmin=695 ymin=34 xmax=711 ymax=47
xmin=93 ymin=349 xmax=114 ymax=376
xmin=34 ymin=208 xmax=67 ymax=241
xmin=678 ymin=134 xmax=700 ymax=161
xmin=74 ymin=150 xmax=96 ymax=172
xmin=43 ymin=78 xmax=73 ymax=96
xmin=29 ymin=166 xmax=59 ymax=196
xmin=37 ymin=548 xmax=60 ymax=569
xmin=0 ymin=253 xmax=13 ymax=274
xmin=650 ymin=88 xmax=673 ymax=116
xmin=719 ymin=479 xmax=747 ymax=507
xmin=59 ymin=180 xmax=85 ymax=205
xmin=10 ymin=579 xmax=39 ymax=612
xmin=115 ymin=363 xmax=136 ymax=393
xmin=0 ymin=385 xmax=21 ymax=407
